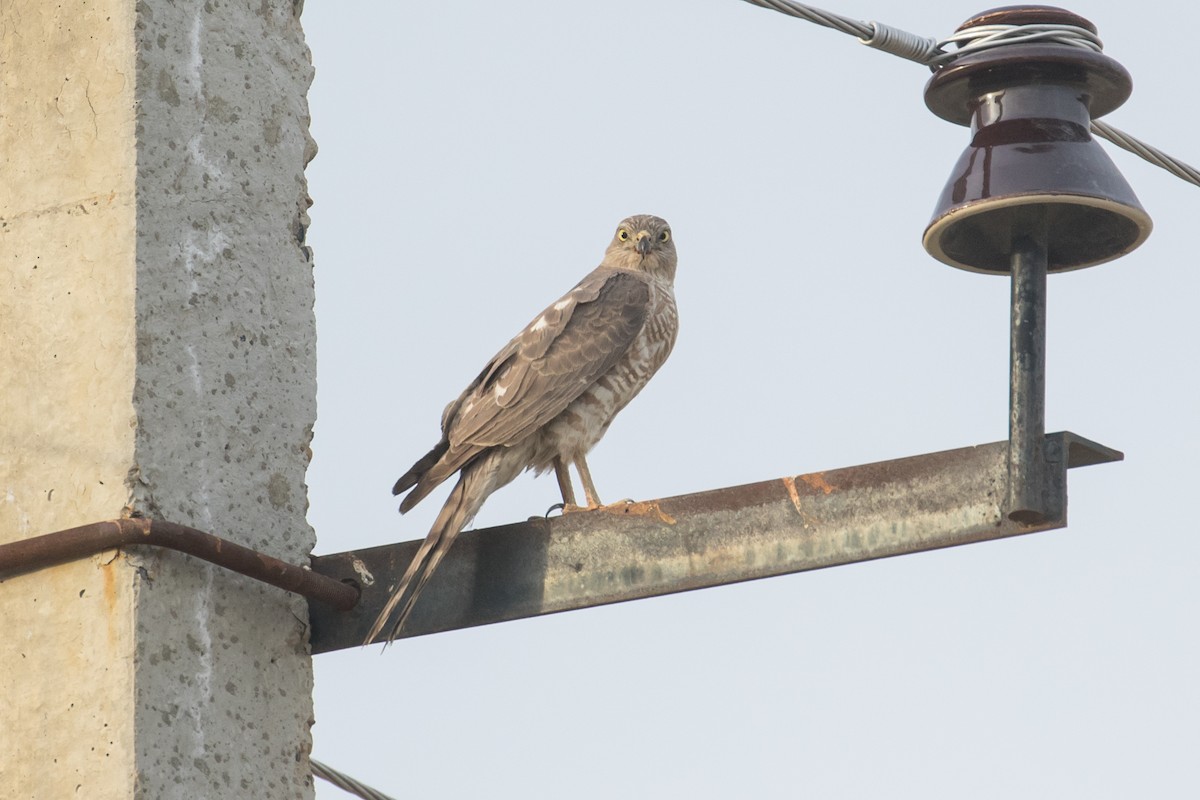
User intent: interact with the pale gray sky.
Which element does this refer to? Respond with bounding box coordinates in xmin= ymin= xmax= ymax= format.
xmin=302 ymin=2 xmax=1199 ymax=797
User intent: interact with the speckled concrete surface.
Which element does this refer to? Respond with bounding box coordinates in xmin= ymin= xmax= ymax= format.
xmin=1 ymin=2 xmax=318 ymax=796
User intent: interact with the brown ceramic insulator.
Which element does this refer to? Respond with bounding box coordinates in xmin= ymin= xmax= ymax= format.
xmin=921 ymin=5 xmax=1151 ymax=273
xmin=955 ymin=5 xmax=1097 ymax=34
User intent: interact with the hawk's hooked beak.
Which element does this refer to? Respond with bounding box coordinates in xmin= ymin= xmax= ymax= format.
xmin=635 ymin=230 xmax=652 ymax=257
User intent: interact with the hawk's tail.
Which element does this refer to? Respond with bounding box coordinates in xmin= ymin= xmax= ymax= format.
xmin=392 ymin=440 xmax=449 ymax=510
xmin=365 ymin=462 xmax=490 ymax=647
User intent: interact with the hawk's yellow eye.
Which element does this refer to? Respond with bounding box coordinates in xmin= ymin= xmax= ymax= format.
xmin=659 ymin=230 xmax=671 ymax=243
xmin=618 ymin=229 xmax=630 ymax=242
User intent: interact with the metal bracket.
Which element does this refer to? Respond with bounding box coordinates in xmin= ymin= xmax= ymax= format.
xmin=309 ymin=431 xmax=1120 ymax=653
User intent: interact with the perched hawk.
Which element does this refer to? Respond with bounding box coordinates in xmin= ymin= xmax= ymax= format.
xmin=365 ymin=214 xmax=679 ymax=645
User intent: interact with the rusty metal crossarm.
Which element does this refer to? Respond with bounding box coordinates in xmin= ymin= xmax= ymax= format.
xmin=310 ymin=431 xmax=1121 ymax=653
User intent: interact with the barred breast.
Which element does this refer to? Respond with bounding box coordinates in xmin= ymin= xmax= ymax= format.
xmin=531 ymin=278 xmax=678 ymax=472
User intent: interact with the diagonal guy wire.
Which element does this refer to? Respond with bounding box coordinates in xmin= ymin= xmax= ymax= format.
xmin=312 ymin=759 xmax=397 ymax=800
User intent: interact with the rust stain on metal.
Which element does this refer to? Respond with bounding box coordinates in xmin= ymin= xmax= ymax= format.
xmin=800 ymin=472 xmax=836 ymax=495
xmin=604 ymin=501 xmax=676 ymax=525
xmin=780 ymin=476 xmax=804 ymax=515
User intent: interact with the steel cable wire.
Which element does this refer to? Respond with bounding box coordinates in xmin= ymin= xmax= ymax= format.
xmin=737 ymin=0 xmax=1200 ymax=188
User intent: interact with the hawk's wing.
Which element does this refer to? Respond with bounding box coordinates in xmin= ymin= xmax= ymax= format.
xmin=397 ymin=267 xmax=650 ymax=511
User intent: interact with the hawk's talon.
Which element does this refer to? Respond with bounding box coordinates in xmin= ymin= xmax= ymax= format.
xmin=545 ymin=502 xmax=595 ymax=516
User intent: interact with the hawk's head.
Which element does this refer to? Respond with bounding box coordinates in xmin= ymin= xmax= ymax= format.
xmin=602 ymin=214 xmax=677 ymax=281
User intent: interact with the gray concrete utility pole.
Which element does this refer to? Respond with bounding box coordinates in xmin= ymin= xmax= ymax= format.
xmin=0 ymin=1 xmax=319 ymax=797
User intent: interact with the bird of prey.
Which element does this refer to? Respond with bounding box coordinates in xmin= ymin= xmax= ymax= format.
xmin=364 ymin=214 xmax=679 ymax=646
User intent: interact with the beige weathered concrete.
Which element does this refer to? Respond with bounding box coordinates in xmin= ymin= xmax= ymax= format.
xmin=0 ymin=560 xmax=139 ymax=796
xmin=0 ymin=0 xmax=139 ymax=536
xmin=1 ymin=2 xmax=141 ymax=796
xmin=1 ymin=1 xmax=318 ymax=797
